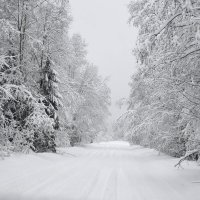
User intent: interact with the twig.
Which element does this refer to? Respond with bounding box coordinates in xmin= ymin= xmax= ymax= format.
xmin=175 ymin=149 xmax=200 ymax=168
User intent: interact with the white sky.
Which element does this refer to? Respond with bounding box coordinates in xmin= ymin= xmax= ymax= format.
xmin=70 ymin=0 xmax=138 ymax=122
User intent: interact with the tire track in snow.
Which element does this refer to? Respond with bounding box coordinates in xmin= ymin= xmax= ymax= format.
xmin=86 ymin=168 xmax=113 ymax=200
xmin=20 ymin=153 xmax=103 ymax=199
xmin=0 ymin=142 xmax=199 ymax=200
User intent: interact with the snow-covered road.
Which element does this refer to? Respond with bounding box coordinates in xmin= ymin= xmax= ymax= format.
xmin=0 ymin=141 xmax=199 ymax=200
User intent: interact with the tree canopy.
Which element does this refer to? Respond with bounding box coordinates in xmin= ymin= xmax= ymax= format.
xmin=0 ymin=0 xmax=110 ymax=155
xmin=115 ymin=0 xmax=200 ymax=158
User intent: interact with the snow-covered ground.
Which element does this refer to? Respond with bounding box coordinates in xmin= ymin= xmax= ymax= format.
xmin=0 ymin=141 xmax=199 ymax=200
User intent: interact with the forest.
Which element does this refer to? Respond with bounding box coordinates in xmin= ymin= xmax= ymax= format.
xmin=115 ymin=0 xmax=200 ymax=162
xmin=1 ymin=0 xmax=200 ymax=163
xmin=0 ymin=0 xmax=200 ymax=199
xmin=0 ymin=0 xmax=111 ymax=156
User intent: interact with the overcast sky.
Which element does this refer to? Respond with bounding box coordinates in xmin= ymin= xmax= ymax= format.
xmin=70 ymin=0 xmax=138 ymax=122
